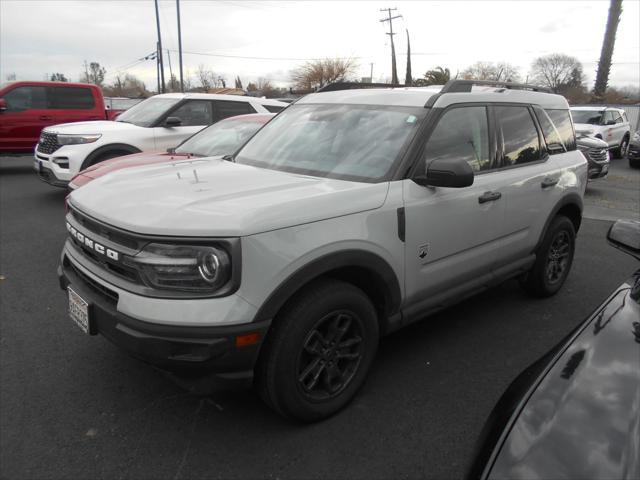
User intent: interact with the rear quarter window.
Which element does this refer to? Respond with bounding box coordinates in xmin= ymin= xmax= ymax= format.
xmin=264 ymin=104 xmax=285 ymax=113
xmin=545 ymin=109 xmax=577 ymax=151
xmin=49 ymin=87 xmax=96 ymax=109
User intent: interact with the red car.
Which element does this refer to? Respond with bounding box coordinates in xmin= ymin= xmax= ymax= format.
xmin=0 ymin=81 xmax=127 ymax=153
xmin=69 ymin=113 xmax=274 ymax=189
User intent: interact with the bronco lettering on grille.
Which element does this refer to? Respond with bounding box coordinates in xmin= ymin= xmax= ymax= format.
xmin=66 ymin=222 xmax=120 ymax=261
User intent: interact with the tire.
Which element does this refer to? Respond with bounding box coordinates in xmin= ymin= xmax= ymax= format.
xmin=255 ymin=279 xmax=379 ymax=422
xmin=630 ymin=157 xmax=640 ymax=169
xmin=521 ymin=216 xmax=576 ymax=298
xmin=614 ymin=136 xmax=629 ymax=159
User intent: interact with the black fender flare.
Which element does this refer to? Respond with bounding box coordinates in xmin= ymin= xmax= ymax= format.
xmin=81 ymin=143 xmax=142 ymax=170
xmin=534 ymin=192 xmax=583 ymax=253
xmin=252 ymin=249 xmax=402 ymax=325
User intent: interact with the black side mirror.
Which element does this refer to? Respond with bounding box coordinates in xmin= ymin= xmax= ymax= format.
xmin=164 ymin=116 xmax=182 ymax=127
xmin=607 ymin=220 xmax=640 ymax=260
xmin=0 ymin=98 xmax=6 ymax=112
xmin=414 ymin=158 xmax=474 ymax=188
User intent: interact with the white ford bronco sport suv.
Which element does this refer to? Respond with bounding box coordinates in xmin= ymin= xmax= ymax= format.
xmin=35 ymin=93 xmax=286 ymax=187
xmin=59 ymin=80 xmax=587 ymax=421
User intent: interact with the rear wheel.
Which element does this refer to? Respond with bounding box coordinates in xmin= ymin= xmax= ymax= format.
xmin=255 ymin=279 xmax=379 ymax=422
xmin=614 ymin=136 xmax=629 ymax=159
xmin=521 ymin=216 xmax=575 ymax=297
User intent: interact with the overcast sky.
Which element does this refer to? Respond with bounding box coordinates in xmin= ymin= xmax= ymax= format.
xmin=1 ymin=0 xmax=639 ymax=90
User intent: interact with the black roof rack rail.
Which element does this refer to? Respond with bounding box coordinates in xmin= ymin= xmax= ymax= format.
xmin=439 ymin=79 xmax=552 ymax=94
xmin=317 ymin=81 xmax=402 ymax=93
xmin=424 ymin=79 xmax=552 ymax=108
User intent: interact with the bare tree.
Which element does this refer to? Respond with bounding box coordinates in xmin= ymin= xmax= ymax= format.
xmin=196 ymin=64 xmax=217 ymax=91
xmin=6 ymin=72 xmax=16 ymax=82
xmin=50 ymin=73 xmax=68 ymax=82
xmin=593 ymin=0 xmax=623 ymax=100
xmin=81 ymin=61 xmax=106 ymax=86
xmin=462 ymin=61 xmax=520 ymax=82
xmin=104 ymin=73 xmax=150 ymax=97
xmin=290 ymin=58 xmax=357 ymax=90
xmin=530 ymin=54 xmax=583 ymax=92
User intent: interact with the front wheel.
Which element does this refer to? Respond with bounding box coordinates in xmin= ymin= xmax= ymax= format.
xmin=255 ymin=279 xmax=379 ymax=422
xmin=521 ymin=216 xmax=576 ymax=297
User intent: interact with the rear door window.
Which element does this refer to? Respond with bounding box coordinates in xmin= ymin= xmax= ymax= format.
xmin=424 ymin=106 xmax=493 ymax=172
xmin=48 ymin=87 xmax=96 ymax=109
xmin=4 ymin=86 xmax=48 ymax=111
xmin=533 ymin=106 xmax=565 ymax=154
xmin=496 ymin=106 xmax=541 ymax=167
xmin=213 ymin=100 xmax=256 ymax=121
xmin=545 ymin=109 xmax=576 ymax=151
xmin=169 ymin=100 xmax=213 ymax=126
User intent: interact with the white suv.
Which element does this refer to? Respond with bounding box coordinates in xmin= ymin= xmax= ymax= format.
xmin=34 ymin=93 xmax=286 ymax=187
xmin=58 ymin=81 xmax=587 ymax=421
xmin=570 ymin=106 xmax=631 ymax=158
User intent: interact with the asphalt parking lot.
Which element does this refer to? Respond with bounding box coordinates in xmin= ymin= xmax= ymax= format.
xmin=1 ymin=154 xmax=638 ymax=480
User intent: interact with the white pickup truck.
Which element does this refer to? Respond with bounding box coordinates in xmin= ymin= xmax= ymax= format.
xmin=34 ymin=93 xmax=286 ymax=187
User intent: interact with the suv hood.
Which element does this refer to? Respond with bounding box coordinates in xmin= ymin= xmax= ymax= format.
xmin=69 ymin=158 xmax=389 ymax=237
xmin=45 ymin=120 xmax=142 ymax=134
xmin=574 ymin=123 xmax=597 ymax=135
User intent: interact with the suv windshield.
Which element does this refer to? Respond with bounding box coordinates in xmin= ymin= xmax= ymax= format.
xmin=116 ymin=97 xmax=181 ymax=127
xmin=235 ymin=103 xmax=426 ymax=182
xmin=175 ymin=117 xmax=268 ymax=157
xmin=571 ymin=110 xmax=604 ymax=125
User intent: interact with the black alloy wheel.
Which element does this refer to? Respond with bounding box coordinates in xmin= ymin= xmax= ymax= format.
xmin=521 ymin=215 xmax=576 ymax=297
xmin=296 ymin=310 xmax=363 ymax=401
xmin=546 ymin=231 xmax=571 ymax=286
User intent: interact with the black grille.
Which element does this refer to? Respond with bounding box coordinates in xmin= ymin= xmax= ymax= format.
xmin=64 ymin=256 xmax=119 ymax=305
xmin=586 ymin=147 xmax=608 ymax=163
xmin=71 ymin=209 xmax=140 ymax=250
xmin=37 ymin=132 xmax=61 ymax=154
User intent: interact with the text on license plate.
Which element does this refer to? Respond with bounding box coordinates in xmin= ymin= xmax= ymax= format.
xmin=68 ymin=287 xmax=90 ymax=334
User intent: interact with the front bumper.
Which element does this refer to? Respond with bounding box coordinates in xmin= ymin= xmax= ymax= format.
xmin=34 ymin=150 xmax=72 ymax=187
xmin=628 ymin=144 xmax=640 ymax=160
xmin=58 ymin=249 xmax=269 ymax=386
xmin=587 ymin=162 xmax=609 ymax=180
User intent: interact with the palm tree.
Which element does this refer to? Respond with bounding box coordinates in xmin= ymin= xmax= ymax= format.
xmin=593 ymin=0 xmax=623 ymax=100
xmin=424 ymin=67 xmax=451 ymax=85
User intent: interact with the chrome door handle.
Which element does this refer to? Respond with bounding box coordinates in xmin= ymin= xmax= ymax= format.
xmin=478 ymin=191 xmax=502 ymax=204
xmin=541 ymin=177 xmax=559 ymax=188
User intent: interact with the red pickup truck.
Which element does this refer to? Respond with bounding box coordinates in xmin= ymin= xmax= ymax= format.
xmin=0 ymin=81 xmax=126 ymax=153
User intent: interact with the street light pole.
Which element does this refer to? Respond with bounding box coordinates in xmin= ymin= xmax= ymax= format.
xmin=154 ymin=0 xmax=166 ymax=93
xmin=176 ymin=0 xmax=184 ymax=92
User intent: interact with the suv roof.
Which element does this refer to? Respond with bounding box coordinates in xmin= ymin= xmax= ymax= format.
xmin=153 ymin=92 xmax=286 ymax=106
xmin=570 ymin=106 xmax=626 ymax=113
xmin=298 ymin=80 xmax=569 ymax=110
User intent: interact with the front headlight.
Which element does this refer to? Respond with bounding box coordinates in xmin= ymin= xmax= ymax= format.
xmin=123 ymin=243 xmax=231 ymax=293
xmin=57 ymin=134 xmax=102 ymax=145
xmin=633 ymin=132 xmax=640 ymax=141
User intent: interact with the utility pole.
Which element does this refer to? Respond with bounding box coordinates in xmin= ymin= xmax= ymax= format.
xmin=379 ymin=7 xmax=402 ymax=85
xmin=167 ymin=49 xmax=174 ymax=90
xmin=370 ymin=63 xmax=374 ymax=82
xmin=154 ymin=0 xmax=166 ymax=93
xmin=156 ymin=42 xmax=161 ymax=94
xmin=176 ymin=0 xmax=184 ymax=92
